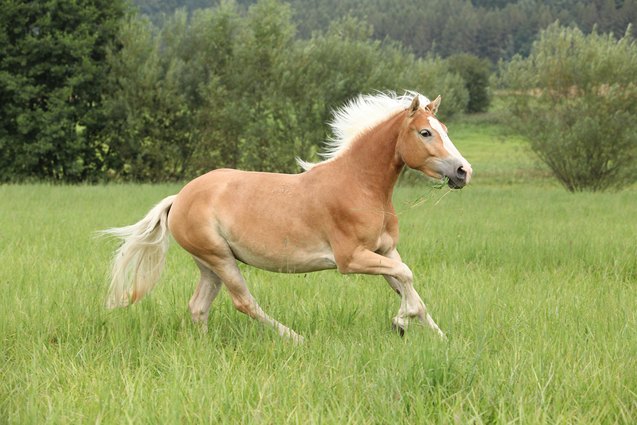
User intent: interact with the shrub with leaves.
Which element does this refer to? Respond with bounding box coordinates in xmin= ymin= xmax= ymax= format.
xmin=499 ymin=23 xmax=637 ymax=191
xmin=447 ymin=53 xmax=492 ymax=113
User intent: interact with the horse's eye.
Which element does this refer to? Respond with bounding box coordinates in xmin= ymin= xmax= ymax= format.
xmin=419 ymin=129 xmax=432 ymax=138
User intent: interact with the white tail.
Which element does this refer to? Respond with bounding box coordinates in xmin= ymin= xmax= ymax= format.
xmin=100 ymin=195 xmax=177 ymax=309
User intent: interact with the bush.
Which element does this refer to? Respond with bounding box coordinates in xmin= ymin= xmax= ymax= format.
xmin=447 ymin=53 xmax=492 ymax=113
xmin=499 ymin=23 xmax=637 ymax=191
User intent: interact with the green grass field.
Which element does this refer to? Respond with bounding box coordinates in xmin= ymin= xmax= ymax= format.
xmin=1 ymin=123 xmax=636 ymax=424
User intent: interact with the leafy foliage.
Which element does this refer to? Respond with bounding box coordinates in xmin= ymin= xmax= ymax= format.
xmin=447 ymin=54 xmax=492 ymax=113
xmin=0 ymin=0 xmax=126 ymax=182
xmin=98 ymin=1 xmax=469 ymax=181
xmin=4 ymin=0 xmax=635 ymax=184
xmin=499 ymin=23 xmax=637 ymax=191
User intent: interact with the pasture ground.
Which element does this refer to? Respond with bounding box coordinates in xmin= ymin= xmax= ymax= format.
xmin=1 ymin=123 xmax=636 ymax=423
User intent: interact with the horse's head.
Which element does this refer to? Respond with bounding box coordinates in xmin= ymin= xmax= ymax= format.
xmin=397 ymin=95 xmax=472 ymax=189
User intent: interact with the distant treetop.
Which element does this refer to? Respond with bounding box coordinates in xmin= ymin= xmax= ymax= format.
xmin=132 ymin=0 xmax=637 ymax=62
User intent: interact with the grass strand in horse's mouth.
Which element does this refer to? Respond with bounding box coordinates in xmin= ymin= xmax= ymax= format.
xmin=432 ymin=176 xmax=450 ymax=189
xmin=407 ymin=177 xmax=451 ymax=208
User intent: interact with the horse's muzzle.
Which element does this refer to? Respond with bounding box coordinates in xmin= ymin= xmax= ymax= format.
xmin=447 ymin=161 xmax=472 ymax=189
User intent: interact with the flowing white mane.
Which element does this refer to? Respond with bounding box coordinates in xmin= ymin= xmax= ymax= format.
xmin=297 ymin=91 xmax=431 ymax=171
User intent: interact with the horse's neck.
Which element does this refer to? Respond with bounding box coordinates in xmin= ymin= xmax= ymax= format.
xmin=333 ymin=112 xmax=405 ymax=204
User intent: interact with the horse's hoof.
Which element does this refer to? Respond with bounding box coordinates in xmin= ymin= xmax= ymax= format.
xmin=391 ymin=321 xmax=405 ymax=337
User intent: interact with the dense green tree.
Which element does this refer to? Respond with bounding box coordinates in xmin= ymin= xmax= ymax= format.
xmin=447 ymin=53 xmax=492 ymax=113
xmin=0 ymin=0 xmax=126 ymax=182
xmin=100 ymin=13 xmax=198 ymax=181
xmin=499 ymin=23 xmax=637 ymax=191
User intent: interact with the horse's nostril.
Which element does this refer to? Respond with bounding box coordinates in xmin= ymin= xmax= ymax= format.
xmin=457 ymin=166 xmax=466 ymax=179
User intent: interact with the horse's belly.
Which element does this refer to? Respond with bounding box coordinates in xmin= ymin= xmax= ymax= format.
xmin=228 ymin=241 xmax=336 ymax=273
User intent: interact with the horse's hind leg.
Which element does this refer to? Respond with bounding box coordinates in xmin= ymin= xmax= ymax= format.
xmin=201 ymin=256 xmax=304 ymax=344
xmin=189 ymin=259 xmax=222 ymax=331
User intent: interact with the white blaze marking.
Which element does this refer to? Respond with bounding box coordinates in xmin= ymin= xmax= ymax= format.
xmin=427 ymin=116 xmax=463 ymax=159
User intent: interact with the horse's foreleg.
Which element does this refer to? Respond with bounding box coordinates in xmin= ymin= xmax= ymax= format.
xmin=383 ymin=273 xmax=403 ymax=296
xmin=342 ymin=248 xmax=445 ymax=338
xmin=205 ymin=258 xmax=304 ymax=344
xmin=382 ymin=249 xmax=444 ymax=337
xmin=189 ymin=259 xmax=223 ymax=331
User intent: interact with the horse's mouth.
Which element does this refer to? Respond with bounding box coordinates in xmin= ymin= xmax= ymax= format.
xmin=447 ymin=177 xmax=466 ymax=189
xmin=445 ymin=162 xmax=471 ymax=189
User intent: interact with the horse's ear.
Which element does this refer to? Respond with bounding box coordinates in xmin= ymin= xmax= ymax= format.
xmin=426 ymin=95 xmax=442 ymax=115
xmin=408 ymin=96 xmax=420 ymax=117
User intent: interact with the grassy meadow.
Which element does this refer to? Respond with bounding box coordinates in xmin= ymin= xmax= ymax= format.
xmin=1 ymin=122 xmax=636 ymax=424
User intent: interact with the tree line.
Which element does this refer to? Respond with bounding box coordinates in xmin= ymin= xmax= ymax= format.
xmin=1 ymin=0 xmax=485 ymax=182
xmin=136 ymin=0 xmax=637 ymax=62
xmin=1 ymin=0 xmax=635 ymax=190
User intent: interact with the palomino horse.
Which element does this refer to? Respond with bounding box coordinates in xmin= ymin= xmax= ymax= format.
xmin=102 ymin=92 xmax=472 ymax=343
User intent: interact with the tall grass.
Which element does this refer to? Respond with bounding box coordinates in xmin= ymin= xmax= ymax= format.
xmin=1 ymin=124 xmax=636 ymax=423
